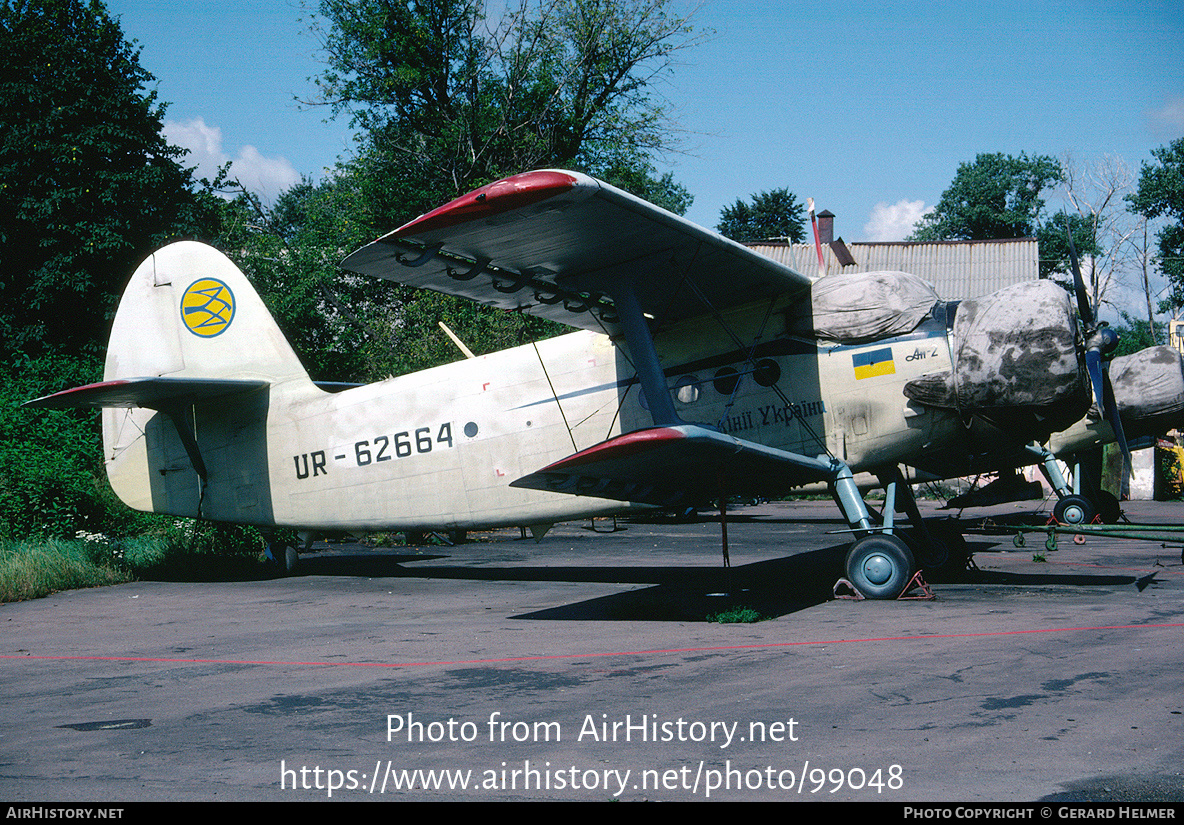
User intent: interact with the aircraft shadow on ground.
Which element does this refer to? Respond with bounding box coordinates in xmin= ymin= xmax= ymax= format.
xmin=137 ymin=519 xmax=1141 ymax=620
xmin=290 ymin=541 xmax=1141 ymax=622
xmin=295 ymin=544 xmax=848 ymax=621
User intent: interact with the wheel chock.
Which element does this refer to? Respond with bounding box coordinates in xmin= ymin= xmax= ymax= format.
xmin=833 ymin=578 xmax=864 ymax=600
xmin=898 ymin=570 xmax=935 ymax=600
xmin=833 ymin=571 xmax=935 ymax=601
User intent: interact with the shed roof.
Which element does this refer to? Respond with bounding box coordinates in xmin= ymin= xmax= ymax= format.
xmin=745 ymin=237 xmax=1039 ymax=301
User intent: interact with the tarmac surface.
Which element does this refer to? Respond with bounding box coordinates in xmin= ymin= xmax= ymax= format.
xmin=2 ymin=499 xmax=1183 ymax=802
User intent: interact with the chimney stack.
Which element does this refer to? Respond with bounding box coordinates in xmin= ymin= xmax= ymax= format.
xmin=817 ymin=209 xmax=835 ymax=244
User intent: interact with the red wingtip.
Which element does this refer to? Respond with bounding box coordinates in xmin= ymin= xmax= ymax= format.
xmin=393 ymin=170 xmax=579 ymax=237
xmin=540 ymin=427 xmax=687 ymax=471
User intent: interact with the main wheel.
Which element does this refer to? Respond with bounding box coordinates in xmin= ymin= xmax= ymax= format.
xmin=1053 ymin=494 xmax=1095 ymax=525
xmin=845 ymin=534 xmax=915 ymax=599
xmin=923 ymin=520 xmax=970 ymax=582
xmin=1095 ymin=491 xmax=1121 ymax=524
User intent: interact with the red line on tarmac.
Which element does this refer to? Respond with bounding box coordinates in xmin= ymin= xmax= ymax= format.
xmin=3 ymin=623 xmax=1181 ymax=671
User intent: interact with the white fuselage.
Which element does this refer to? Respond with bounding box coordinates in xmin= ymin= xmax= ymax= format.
xmin=105 ymin=293 xmax=964 ymax=531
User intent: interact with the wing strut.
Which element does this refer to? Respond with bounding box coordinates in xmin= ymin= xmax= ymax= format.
xmin=605 ymin=278 xmax=683 ymax=427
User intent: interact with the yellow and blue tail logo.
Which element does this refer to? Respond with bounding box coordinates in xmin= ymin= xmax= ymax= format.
xmin=180 ymin=278 xmax=235 ymax=337
xmin=852 ymin=347 xmax=895 ymax=380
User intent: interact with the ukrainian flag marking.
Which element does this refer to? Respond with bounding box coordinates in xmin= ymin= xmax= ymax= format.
xmin=852 ymin=347 xmax=895 ymax=379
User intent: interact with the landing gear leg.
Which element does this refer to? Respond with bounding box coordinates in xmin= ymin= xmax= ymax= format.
xmin=829 ymin=463 xmax=920 ymax=599
xmin=1033 ymin=445 xmax=1121 ymax=524
xmin=877 ymin=467 xmax=967 ymax=586
xmin=1035 ymin=444 xmax=1074 ymax=500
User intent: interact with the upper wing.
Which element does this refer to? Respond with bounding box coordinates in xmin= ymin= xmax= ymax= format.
xmin=339 ymin=170 xmax=812 ymax=332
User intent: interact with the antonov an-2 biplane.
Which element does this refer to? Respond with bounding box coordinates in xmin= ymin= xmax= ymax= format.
xmin=28 ymin=169 xmax=1148 ymax=599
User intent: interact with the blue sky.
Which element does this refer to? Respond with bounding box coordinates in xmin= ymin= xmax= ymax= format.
xmin=107 ymin=1 xmax=1183 ymax=271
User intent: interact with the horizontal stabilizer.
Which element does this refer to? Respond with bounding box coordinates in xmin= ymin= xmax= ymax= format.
xmin=24 ymin=377 xmax=269 ymax=411
xmin=510 ymin=425 xmax=831 ymax=507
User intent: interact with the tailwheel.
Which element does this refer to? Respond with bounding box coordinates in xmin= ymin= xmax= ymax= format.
xmin=265 ymin=542 xmax=298 ymax=575
xmin=844 ymin=534 xmax=915 ymax=599
xmin=1053 ymin=494 xmax=1095 ymax=526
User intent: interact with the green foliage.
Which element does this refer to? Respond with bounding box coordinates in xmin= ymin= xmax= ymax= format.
xmin=364 ymin=287 xmax=562 ymax=378
xmin=307 ymin=0 xmax=702 ymax=227
xmin=0 ymin=0 xmax=224 ymax=360
xmin=716 ymin=188 xmax=806 ymax=243
xmin=706 ymin=605 xmax=762 ymax=623
xmin=212 ymin=185 xmax=377 ymax=381
xmin=2 ymin=0 xmax=707 ymax=555
xmin=125 ymin=520 xmax=274 ymax=582
xmin=1157 ymin=445 xmax=1184 ymax=500
xmin=216 ymin=0 xmax=707 ymax=384
xmin=215 ymin=176 xmax=563 ymax=383
xmin=1127 ymin=138 xmax=1184 ymax=308
xmin=910 ymin=152 xmax=1062 ymax=243
xmin=1111 ymin=311 xmax=1166 ymax=357
xmin=0 ymin=521 xmax=277 ymax=602
xmin=593 ymin=155 xmax=693 ymax=217
xmin=0 ymin=355 xmax=165 ymax=539
xmin=1 ymin=355 xmax=100 ymax=538
xmin=1036 ymin=210 xmax=1103 ymax=281
xmin=0 ymin=537 xmax=133 ymax=601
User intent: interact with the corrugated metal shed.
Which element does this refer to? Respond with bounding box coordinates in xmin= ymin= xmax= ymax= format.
xmin=745 ymin=238 xmax=1038 ymax=301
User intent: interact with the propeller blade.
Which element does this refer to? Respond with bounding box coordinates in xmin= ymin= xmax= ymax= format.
xmin=1065 ymin=222 xmax=1093 ymax=326
xmin=1085 ymin=348 xmax=1106 ymax=412
xmin=1084 ymin=326 xmax=1119 ymax=412
xmin=1102 ymin=365 xmax=1131 ymax=465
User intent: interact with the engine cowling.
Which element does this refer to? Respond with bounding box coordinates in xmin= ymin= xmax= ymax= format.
xmin=903 ymin=280 xmax=1089 ymax=438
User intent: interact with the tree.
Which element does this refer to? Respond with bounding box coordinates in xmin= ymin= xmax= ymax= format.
xmin=716 ymin=188 xmax=805 ymax=243
xmin=305 ymin=0 xmax=703 ymax=228
xmin=1054 ymin=153 xmax=1147 ymax=331
xmin=1127 ymin=138 xmax=1184 ymax=314
xmin=0 ymin=0 xmax=222 ymax=359
xmin=216 ymin=173 xmax=563 ymax=383
xmin=594 ymin=154 xmax=693 ymax=216
xmin=910 ymin=152 xmax=1062 ymax=243
xmin=1111 ymin=310 xmax=1166 ymax=358
xmin=1036 ymin=210 xmax=1104 ymax=291
xmin=257 ymin=0 xmax=702 ymax=382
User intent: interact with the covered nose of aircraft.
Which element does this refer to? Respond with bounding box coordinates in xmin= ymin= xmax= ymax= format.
xmin=903 ymin=279 xmax=1090 ymax=436
xmin=1107 ymin=345 xmax=1184 ymax=440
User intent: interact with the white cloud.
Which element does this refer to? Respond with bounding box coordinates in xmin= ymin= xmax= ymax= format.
xmin=165 ymin=117 xmax=300 ymax=202
xmin=1147 ymin=96 xmax=1184 ymax=137
xmin=863 ymin=200 xmax=932 ymax=242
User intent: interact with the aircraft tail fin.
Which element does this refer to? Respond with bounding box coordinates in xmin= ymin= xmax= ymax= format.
xmin=102 ymin=240 xmax=310 ymax=386
xmin=27 ymin=241 xmax=314 ymax=524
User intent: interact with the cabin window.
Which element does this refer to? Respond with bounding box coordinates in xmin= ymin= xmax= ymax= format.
xmin=713 ymin=367 xmax=740 ymax=395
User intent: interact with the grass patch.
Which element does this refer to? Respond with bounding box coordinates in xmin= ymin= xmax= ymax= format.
xmin=1 ymin=521 xmax=278 ymax=602
xmin=0 ymin=538 xmax=133 ymax=602
xmin=706 ymin=605 xmax=763 ymax=623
